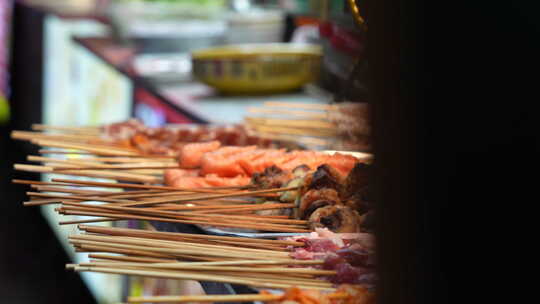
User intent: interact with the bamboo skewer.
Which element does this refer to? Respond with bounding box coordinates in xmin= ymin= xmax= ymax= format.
xmin=38 ymin=149 xmax=174 ymax=159
xmin=88 ymin=253 xmax=177 ymax=264
xmin=32 ymin=186 xmax=170 ymax=200
xmin=75 ymin=243 xmax=182 ymax=260
xmin=263 ymin=102 xmax=335 ymax=111
xmin=31 ymin=124 xmax=101 ymax=134
xmin=14 ymin=164 xmax=161 ymax=184
xmin=59 ymin=208 xmax=308 ymax=232
xmin=39 ymin=149 xmax=94 ymax=155
xmin=69 ymin=236 xmax=290 ymax=260
xmin=68 ymin=252 xmax=331 ymax=285
xmin=69 ymin=239 xmax=292 ymax=261
xmin=183 ymin=203 xmax=294 ymax=214
xmin=33 ymin=160 xmax=164 ymax=176
xmin=51 ymin=178 xmax=248 ymax=194
xmin=246 ymin=117 xmax=336 ymax=130
xmin=24 ymin=198 xmax=79 ymax=206
xmin=58 ymin=203 xmax=305 ymax=226
xmin=11 ymin=130 xmax=101 ymax=142
xmin=31 ymin=139 xmax=140 ymax=156
xmin=78 ymin=233 xmax=289 ymax=254
xmin=118 ymin=186 xmax=298 ymax=207
xmin=17 ymin=179 xmax=253 ymax=203
xmin=59 ymin=217 xmax=119 ymax=225
xmin=247 ymin=107 xmax=328 ymax=119
xmin=75 ymin=261 xmax=336 ymax=276
xmin=88 ymin=254 xmax=322 ymax=266
xmin=50 ymin=156 xmax=176 ymax=163
xmin=69 ymin=235 xmax=290 ymax=259
xmin=53 ymin=165 xmax=179 ymax=171
xmin=31 ymin=185 xmax=116 ymax=196
xmin=27 ymin=155 xmax=175 ymax=169
xmin=27 ymin=157 xmax=176 ymax=172
xmin=16 ymin=179 xmax=244 ymax=200
xmin=73 ymin=266 xmax=335 ymax=291
xmin=60 ymin=201 xmax=298 ymax=222
xmin=60 ymin=209 xmax=309 ymax=232
xmin=26 ymin=192 xmax=137 ymax=204
xmin=78 ymin=225 xmax=305 ymax=246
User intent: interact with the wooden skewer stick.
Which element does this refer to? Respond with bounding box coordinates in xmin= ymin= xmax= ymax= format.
xmin=54 ymin=165 xmax=179 ymax=171
xmin=62 ymin=156 xmax=176 ymax=163
xmin=51 ymin=178 xmax=246 ymax=194
xmin=119 ymin=186 xmax=299 ymax=207
xmin=61 ymin=210 xmax=310 ymax=232
xmin=245 ymin=117 xmax=336 ymax=130
xmin=70 ymin=234 xmax=290 ymax=257
xmin=39 ymin=149 xmax=94 ymax=155
xmin=88 ymin=254 xmax=323 ymax=266
xmin=60 ymin=207 xmax=307 ymax=231
xmin=263 ymin=102 xmax=335 ymax=111
xmin=119 ymin=262 xmax=331 ymax=284
xmin=88 ymin=253 xmax=177 ymax=264
xmin=69 ymin=238 xmax=290 ymax=260
xmin=184 ymin=203 xmax=294 ymax=214
xmin=78 ymin=225 xmax=305 ymax=246
xmin=14 ymin=164 xmax=160 ymax=184
xmin=41 ymin=163 xmax=165 ymax=176
xmin=26 ymin=192 xmax=137 ymax=204
xmin=247 ymin=107 xmax=328 ymax=119
xmin=61 ymin=201 xmax=298 ymax=223
xmin=32 ymin=185 xmax=115 ymax=196
xmin=59 ymin=217 xmax=119 ymax=225
xmin=31 ymin=124 xmax=100 ymax=134
xmin=76 ymin=243 xmax=182 ymax=260
xmin=38 ymin=149 xmax=174 ymax=159
xmin=73 ymin=266 xmax=336 ymax=291
xmin=27 ymin=155 xmax=174 ymax=169
xmin=24 ymin=199 xmax=79 ymax=206
xmin=32 ymin=139 xmax=140 ymax=156
xmin=34 ymin=138 xmax=177 ymax=159
xmin=58 ymin=207 xmax=307 ymax=229
xmin=15 ymin=179 xmax=198 ymax=199
xmin=32 ymin=186 xmax=169 ymax=199
xmin=77 ymin=261 xmax=336 ymax=275
xmin=11 ymin=130 xmax=101 ymax=142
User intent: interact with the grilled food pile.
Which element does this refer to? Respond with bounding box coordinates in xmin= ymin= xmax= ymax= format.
xmin=255 ymin=162 xmax=373 ymax=233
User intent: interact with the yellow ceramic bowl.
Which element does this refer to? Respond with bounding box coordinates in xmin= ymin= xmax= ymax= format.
xmin=191 ymin=43 xmax=322 ymax=94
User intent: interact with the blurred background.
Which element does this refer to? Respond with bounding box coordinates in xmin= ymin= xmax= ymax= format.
xmin=0 ymin=0 xmax=366 ymax=303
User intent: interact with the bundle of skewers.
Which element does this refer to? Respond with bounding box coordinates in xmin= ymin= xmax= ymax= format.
xmin=14 ymin=177 xmax=306 ymax=232
xmin=245 ymin=101 xmax=371 ymax=152
xmin=14 ymin=157 xmax=373 ymax=233
xmin=11 ymin=119 xmax=377 ymax=303
xmin=12 ymin=118 xmax=373 ymax=233
xmin=10 ymin=119 xmax=323 ymax=184
xmin=65 ymin=225 xmax=376 ymax=294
